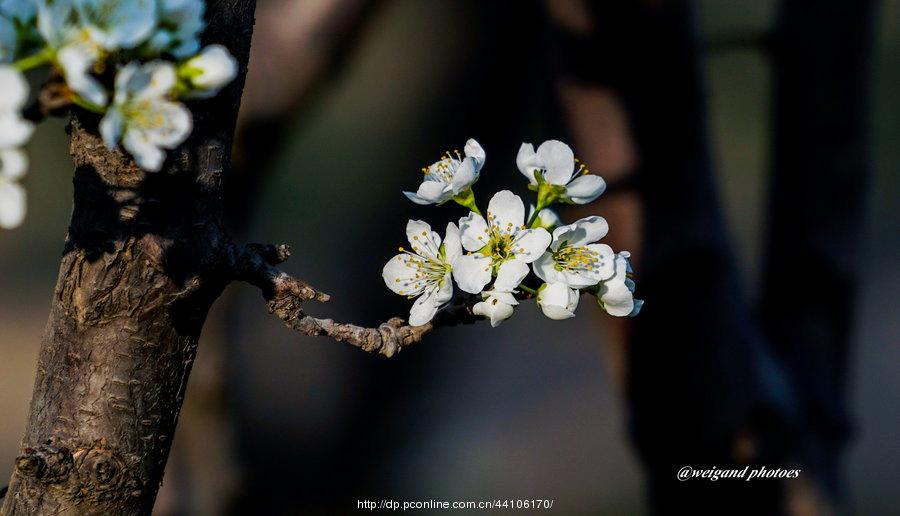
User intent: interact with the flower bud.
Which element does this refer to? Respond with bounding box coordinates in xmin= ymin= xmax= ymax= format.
xmin=180 ymin=44 xmax=237 ymax=99
xmin=537 ymin=282 xmax=579 ymax=320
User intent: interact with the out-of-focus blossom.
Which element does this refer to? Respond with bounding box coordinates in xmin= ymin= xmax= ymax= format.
xmin=100 ymin=61 xmax=192 ymax=171
xmin=178 ymin=44 xmax=238 ymax=99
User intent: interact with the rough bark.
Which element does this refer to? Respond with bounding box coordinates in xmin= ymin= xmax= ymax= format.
xmin=1 ymin=2 xmax=483 ymax=512
xmin=1 ymin=1 xmax=257 ymax=513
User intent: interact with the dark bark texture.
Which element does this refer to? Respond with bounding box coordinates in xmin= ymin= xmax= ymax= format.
xmin=1 ymin=1 xmax=257 ymax=514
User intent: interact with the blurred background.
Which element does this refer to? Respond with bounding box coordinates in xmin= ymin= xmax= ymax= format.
xmin=1 ymin=0 xmax=898 ymax=514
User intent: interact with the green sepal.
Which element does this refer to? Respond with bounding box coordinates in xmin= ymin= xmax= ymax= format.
xmin=452 ymin=187 xmax=481 ymax=215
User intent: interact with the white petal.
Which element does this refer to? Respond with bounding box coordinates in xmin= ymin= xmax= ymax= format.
xmin=187 ymin=45 xmax=237 ymax=87
xmin=143 ymin=100 xmax=192 ymax=148
xmin=36 ymin=0 xmax=73 ymax=47
xmin=1 ymin=0 xmax=36 ymax=22
xmin=536 ymin=140 xmax=574 ymax=185
xmin=531 ymin=251 xmax=558 ymax=284
xmin=0 ymin=112 xmax=33 ymax=148
xmin=537 ymin=282 xmax=579 ymax=320
xmin=560 ymin=270 xmax=599 ymax=289
xmin=473 ymin=296 xmax=514 ymax=327
xmin=0 ymin=179 xmax=25 ymax=228
xmin=382 ymin=254 xmax=420 ymax=295
xmin=449 ymin=157 xmax=476 ymax=194
xmin=484 ymin=290 xmax=518 ymax=305
xmin=443 ymin=222 xmax=462 ymax=265
xmin=565 ymin=174 xmax=606 ymax=204
xmin=78 ymin=0 xmax=157 ymax=50
xmin=72 ymin=75 xmax=108 ymax=107
xmin=403 ymin=191 xmax=431 ymax=205
xmin=464 ymin=138 xmax=485 ymax=170
xmin=486 ymin=190 xmax=524 ymax=232
xmin=0 ymin=66 xmax=28 ymax=110
xmin=413 ymin=180 xmax=450 ymax=205
xmin=57 ymin=43 xmax=95 ymax=76
xmin=493 ymin=259 xmax=529 ymax=292
xmin=406 ymin=219 xmax=439 ymax=259
xmin=585 ymin=243 xmax=616 ymax=281
xmin=99 ymin=110 xmax=123 ymax=149
xmin=540 ymin=303 xmax=576 ymax=320
xmin=136 ymin=61 xmax=177 ymax=100
xmin=510 ymin=227 xmax=551 ymax=263
xmin=113 ymin=61 xmax=139 ymax=100
xmin=157 ymin=0 xmax=205 ymax=59
xmin=599 ymin=281 xmax=634 ymax=317
xmin=434 ymin=272 xmax=453 ymax=305
xmin=58 ymin=44 xmax=108 ymax=106
xmin=123 ymin=130 xmax=164 ymax=171
xmin=598 ymin=254 xmax=635 ymax=316
xmin=516 ymin=142 xmax=539 ymax=184
xmin=409 ymin=290 xmax=439 ymax=326
xmin=452 ymin=253 xmax=492 ymax=294
xmin=458 ymin=211 xmax=489 ymax=252
xmin=0 ymin=148 xmax=27 ymax=179
xmin=552 ymin=215 xmax=609 ymax=247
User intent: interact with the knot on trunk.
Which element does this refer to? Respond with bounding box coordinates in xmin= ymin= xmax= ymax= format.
xmin=14 ymin=441 xmax=144 ymax=505
xmin=15 ymin=445 xmax=73 ymax=484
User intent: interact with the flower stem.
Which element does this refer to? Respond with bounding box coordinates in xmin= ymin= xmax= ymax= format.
xmin=13 ymin=48 xmax=54 ymax=72
xmin=526 ymin=203 xmax=545 ymax=228
xmin=70 ymin=95 xmax=106 ymax=114
xmin=452 ymin=188 xmax=481 ymax=215
xmin=518 ymin=284 xmax=538 ymax=296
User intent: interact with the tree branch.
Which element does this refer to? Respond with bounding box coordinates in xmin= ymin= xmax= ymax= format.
xmin=230 ymin=243 xmax=478 ymax=357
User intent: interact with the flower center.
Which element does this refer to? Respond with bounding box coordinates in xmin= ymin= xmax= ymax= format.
xmin=553 ymin=244 xmax=599 ymax=273
xmin=481 ymin=212 xmax=527 ymax=267
xmin=422 ymin=150 xmax=462 ymax=183
xmin=394 ymin=249 xmax=451 ymax=296
xmin=123 ymin=100 xmax=166 ymax=129
xmin=489 ymin=232 xmax=515 ymax=262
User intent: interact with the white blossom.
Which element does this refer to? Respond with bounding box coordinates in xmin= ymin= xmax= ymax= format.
xmin=517 ymin=139 xmax=606 ymax=204
xmin=0 ymin=148 xmax=27 ymax=228
xmin=74 ymin=0 xmax=157 ymax=50
xmin=404 ymin=138 xmax=485 ymax=206
xmin=532 ymin=215 xmax=615 ymax=289
xmin=146 ymin=0 xmax=204 ymax=59
xmin=537 ymin=281 xmax=580 ymax=320
xmin=472 ymin=260 xmax=528 ymax=327
xmin=382 ymin=220 xmax=462 ymax=326
xmin=0 ymin=67 xmax=30 ymax=229
xmin=1 ymin=0 xmax=36 ymax=22
xmin=597 ymin=251 xmax=643 ymax=317
xmin=36 ymin=0 xmax=103 ymax=104
xmin=57 ymin=42 xmax=107 ymax=105
xmin=454 ymin=190 xmax=551 ymax=295
xmin=179 ymin=44 xmax=237 ymax=99
xmin=37 ymin=0 xmax=158 ymax=106
xmin=0 ymin=66 xmax=33 ymax=148
xmin=100 ymin=61 xmax=192 ymax=171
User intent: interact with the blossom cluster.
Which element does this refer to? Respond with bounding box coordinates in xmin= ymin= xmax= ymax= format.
xmin=383 ymin=138 xmax=643 ymax=327
xmin=0 ymin=0 xmax=239 ymax=228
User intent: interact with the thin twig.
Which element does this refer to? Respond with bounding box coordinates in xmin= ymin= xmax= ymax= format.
xmin=230 ymin=242 xmax=477 ymax=357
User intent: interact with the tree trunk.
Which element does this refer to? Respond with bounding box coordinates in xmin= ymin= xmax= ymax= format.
xmin=1 ymin=1 xmax=256 ymax=514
